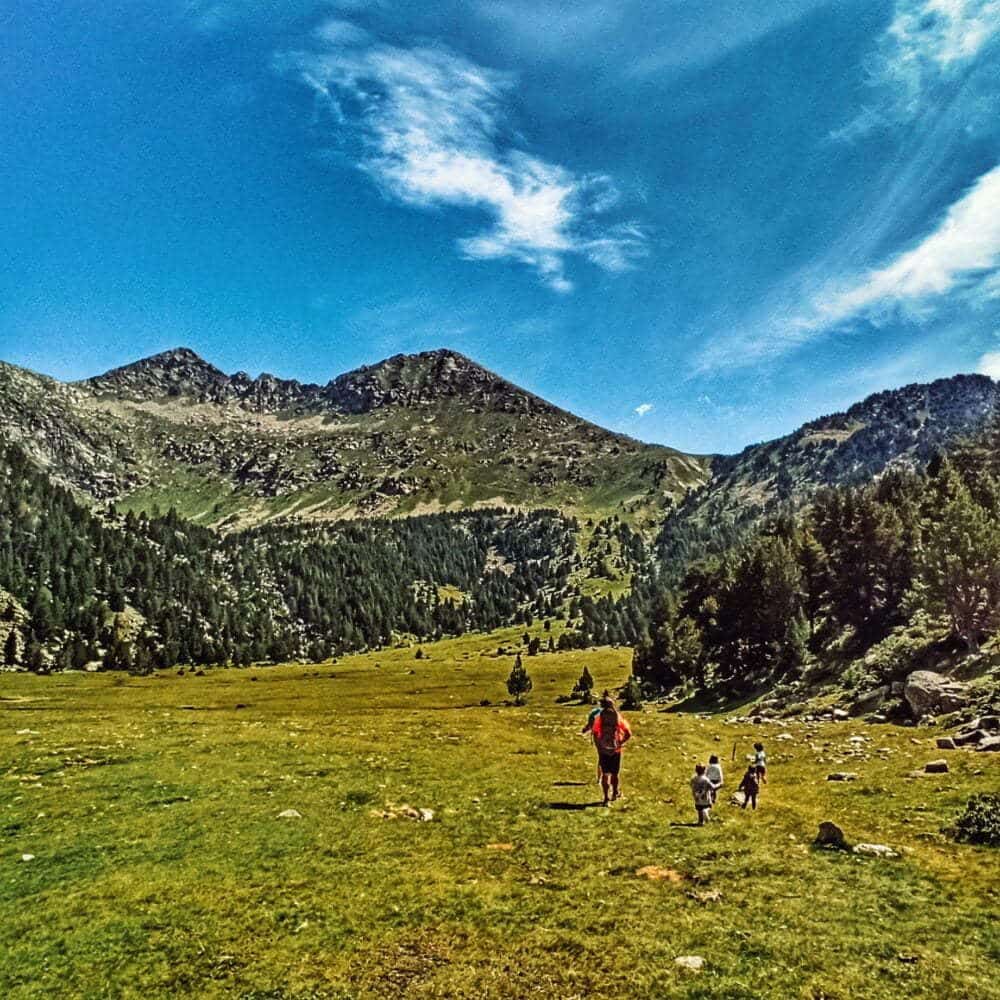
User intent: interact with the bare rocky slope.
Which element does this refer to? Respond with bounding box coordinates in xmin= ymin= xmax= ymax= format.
xmin=659 ymin=373 xmax=1000 ymax=564
xmin=0 ymin=348 xmax=708 ymax=529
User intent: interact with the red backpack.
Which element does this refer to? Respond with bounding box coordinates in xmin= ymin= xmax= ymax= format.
xmin=595 ymin=708 xmax=620 ymax=752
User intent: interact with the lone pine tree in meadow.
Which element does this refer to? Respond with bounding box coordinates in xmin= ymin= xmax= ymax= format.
xmin=507 ymin=652 xmax=532 ymax=706
xmin=4 ymin=629 xmax=19 ymax=667
xmin=572 ymin=665 xmax=594 ymax=701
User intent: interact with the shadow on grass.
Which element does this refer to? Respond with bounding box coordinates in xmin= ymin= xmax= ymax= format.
xmin=544 ymin=801 xmax=607 ymax=811
xmin=551 ymin=781 xmax=588 ymax=787
xmin=663 ymin=687 xmax=769 ymax=714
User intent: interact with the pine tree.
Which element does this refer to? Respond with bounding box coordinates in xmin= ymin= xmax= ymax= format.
xmin=4 ymin=630 xmax=19 ymax=667
xmin=25 ymin=641 xmax=45 ymax=673
xmin=915 ymin=478 xmax=1000 ymax=650
xmin=572 ymin=665 xmax=595 ymax=702
xmin=620 ymin=674 xmax=643 ymax=710
xmin=506 ymin=653 xmax=532 ymax=705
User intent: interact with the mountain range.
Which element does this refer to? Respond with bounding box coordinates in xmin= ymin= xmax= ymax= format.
xmin=0 ymin=348 xmax=705 ymax=530
xmin=3 ymin=347 xmax=1000 ymax=684
xmin=2 ymin=348 xmax=997 ymax=540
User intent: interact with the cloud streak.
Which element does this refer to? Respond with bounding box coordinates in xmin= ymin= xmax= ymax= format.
xmin=833 ymin=0 xmax=1000 ymax=138
xmin=801 ymin=164 xmax=1000 ymax=330
xmin=697 ymin=163 xmax=1000 ymax=372
xmin=279 ymin=23 xmax=646 ymax=291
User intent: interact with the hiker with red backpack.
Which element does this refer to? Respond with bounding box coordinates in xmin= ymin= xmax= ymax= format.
xmin=580 ymin=689 xmax=612 ymax=784
xmin=590 ymin=695 xmax=632 ymax=806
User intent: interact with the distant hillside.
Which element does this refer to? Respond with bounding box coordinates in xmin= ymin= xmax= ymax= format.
xmin=659 ymin=374 xmax=1000 ymax=567
xmin=0 ymin=348 xmax=708 ymax=528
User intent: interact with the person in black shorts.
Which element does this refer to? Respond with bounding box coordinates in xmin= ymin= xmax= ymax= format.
xmin=590 ymin=696 xmax=632 ymax=806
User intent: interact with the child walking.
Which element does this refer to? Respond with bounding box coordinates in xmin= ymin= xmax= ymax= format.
xmin=691 ymin=764 xmax=714 ymax=825
xmin=753 ymin=742 xmax=767 ymax=784
xmin=738 ymin=764 xmax=760 ymax=810
xmin=705 ymin=754 xmax=724 ymax=804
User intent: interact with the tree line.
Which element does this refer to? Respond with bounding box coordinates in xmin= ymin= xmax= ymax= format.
xmin=0 ymin=443 xmax=582 ymax=671
xmin=633 ymin=429 xmax=1000 ymax=697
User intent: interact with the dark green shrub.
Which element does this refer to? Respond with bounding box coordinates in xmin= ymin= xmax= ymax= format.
xmin=951 ymin=794 xmax=1000 ymax=846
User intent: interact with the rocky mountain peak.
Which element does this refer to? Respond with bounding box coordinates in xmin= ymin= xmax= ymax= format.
xmin=322 ymin=348 xmax=557 ymax=416
xmin=84 ymin=347 xmax=230 ymax=401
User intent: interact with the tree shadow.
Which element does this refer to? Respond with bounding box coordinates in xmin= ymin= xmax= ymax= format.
xmin=544 ymin=801 xmax=607 ymax=811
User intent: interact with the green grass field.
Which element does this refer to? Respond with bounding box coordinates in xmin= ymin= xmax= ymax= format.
xmin=2 ymin=629 xmax=997 ymax=999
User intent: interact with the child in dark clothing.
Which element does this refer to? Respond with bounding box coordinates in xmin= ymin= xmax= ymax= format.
xmin=738 ymin=765 xmax=760 ymax=810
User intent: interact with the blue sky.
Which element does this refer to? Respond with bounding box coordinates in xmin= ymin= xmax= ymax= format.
xmin=2 ymin=0 xmax=999 ymax=453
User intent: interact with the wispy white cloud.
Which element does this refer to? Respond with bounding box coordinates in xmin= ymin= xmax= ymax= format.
xmin=697 ymin=164 xmax=1000 ymax=371
xmin=800 ymin=164 xmax=1000 ymax=330
xmin=833 ymin=0 xmax=1000 ymax=138
xmin=634 ymin=402 xmax=653 ymax=416
xmin=278 ymin=25 xmax=646 ymax=291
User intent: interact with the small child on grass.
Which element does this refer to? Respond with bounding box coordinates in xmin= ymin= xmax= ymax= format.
xmin=706 ymin=754 xmax=724 ymax=804
xmin=754 ymin=742 xmax=767 ymax=784
xmin=691 ymin=764 xmax=714 ymax=825
xmin=738 ymin=764 xmax=760 ymax=810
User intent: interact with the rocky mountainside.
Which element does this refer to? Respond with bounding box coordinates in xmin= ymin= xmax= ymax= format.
xmin=659 ymin=373 xmax=1000 ymax=565
xmin=0 ymin=348 xmax=707 ymax=528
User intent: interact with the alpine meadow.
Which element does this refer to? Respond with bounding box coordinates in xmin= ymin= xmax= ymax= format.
xmin=2 ymin=2 xmax=1000 ymax=998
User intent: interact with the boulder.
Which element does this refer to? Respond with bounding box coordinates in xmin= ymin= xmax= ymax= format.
xmin=924 ymin=760 xmax=949 ymax=774
xmin=962 ymin=716 xmax=999 ymax=736
xmin=976 ymin=736 xmax=1000 ymax=753
xmin=851 ymin=686 xmax=888 ymax=717
xmin=815 ymin=821 xmax=848 ymax=849
xmin=827 ymin=772 xmax=859 ymax=781
xmin=904 ymin=671 xmax=969 ymax=719
xmin=954 ymin=729 xmax=986 ymax=747
xmin=936 ymin=737 xmax=957 ymax=750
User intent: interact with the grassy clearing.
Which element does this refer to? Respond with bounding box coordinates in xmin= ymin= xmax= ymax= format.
xmin=1 ymin=629 xmax=997 ymax=999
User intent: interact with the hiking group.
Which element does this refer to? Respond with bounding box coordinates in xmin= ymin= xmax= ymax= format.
xmin=581 ymin=692 xmax=770 ymax=821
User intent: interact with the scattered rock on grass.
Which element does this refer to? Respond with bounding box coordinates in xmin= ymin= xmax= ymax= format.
xmin=827 ymin=772 xmax=858 ymax=782
xmin=277 ymin=809 xmax=302 ymax=819
xmin=936 ymin=737 xmax=957 ymax=750
xmin=636 ymin=865 xmax=684 ymax=883
xmin=954 ymin=730 xmax=987 ymax=747
xmin=675 ymin=956 xmax=705 ymax=972
xmin=686 ymin=889 xmax=723 ymax=904
xmin=487 ymin=843 xmax=515 ymax=851
xmin=20 ymin=854 xmax=35 ymax=862
xmin=852 ymin=843 xmax=899 ymax=858
xmin=373 ymin=803 xmax=435 ymax=822
xmin=924 ymin=760 xmax=949 ymax=774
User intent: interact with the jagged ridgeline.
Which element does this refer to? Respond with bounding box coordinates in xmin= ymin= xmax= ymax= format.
xmin=0 ymin=441 xmax=585 ymax=670
xmin=0 ymin=348 xmax=707 ymax=527
xmin=657 ymin=374 xmax=1000 ymax=574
